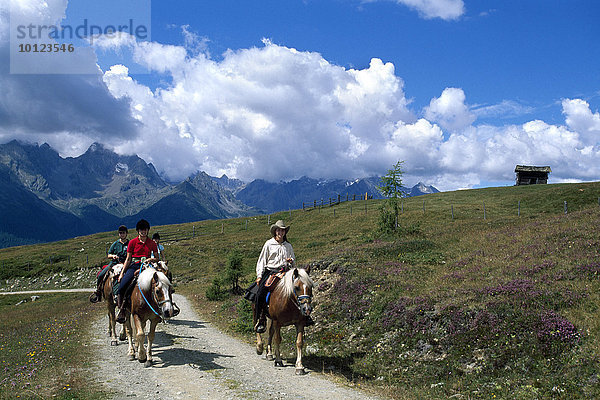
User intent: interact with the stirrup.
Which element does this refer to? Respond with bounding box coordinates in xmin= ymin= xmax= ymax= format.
xmin=254 ymin=316 xmax=266 ymax=333
xmin=89 ymin=291 xmax=101 ymax=303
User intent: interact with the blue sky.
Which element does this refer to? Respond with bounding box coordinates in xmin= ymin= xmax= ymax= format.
xmin=1 ymin=0 xmax=599 ymax=190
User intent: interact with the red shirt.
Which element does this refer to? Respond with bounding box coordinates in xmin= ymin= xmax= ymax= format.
xmin=127 ymin=237 xmax=158 ymax=259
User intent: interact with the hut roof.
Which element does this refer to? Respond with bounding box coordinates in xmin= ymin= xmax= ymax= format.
xmin=514 ymin=165 xmax=552 ymax=173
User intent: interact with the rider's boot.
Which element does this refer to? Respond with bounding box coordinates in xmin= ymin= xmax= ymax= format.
xmin=89 ymin=283 xmax=102 ymax=303
xmin=254 ymin=308 xmax=266 ymax=333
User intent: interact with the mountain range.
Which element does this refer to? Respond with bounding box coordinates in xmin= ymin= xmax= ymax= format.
xmin=0 ymin=140 xmax=438 ymax=248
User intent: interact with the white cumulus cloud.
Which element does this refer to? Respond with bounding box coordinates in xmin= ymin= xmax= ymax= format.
xmin=424 ymin=87 xmax=476 ymax=133
xmin=392 ymin=0 xmax=465 ymax=20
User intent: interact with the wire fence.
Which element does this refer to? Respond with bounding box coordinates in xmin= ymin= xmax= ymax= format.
xmin=2 ymin=194 xmax=600 ymax=277
xmin=301 ymin=193 xmax=375 ymax=211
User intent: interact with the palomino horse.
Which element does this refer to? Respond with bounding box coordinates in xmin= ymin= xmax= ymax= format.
xmin=255 ymin=267 xmax=314 ymax=375
xmin=101 ymin=264 xmax=132 ymax=347
xmin=129 ymin=266 xmax=174 ymax=367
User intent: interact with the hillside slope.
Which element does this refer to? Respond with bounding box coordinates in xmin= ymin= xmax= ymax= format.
xmin=2 ymin=182 xmax=600 ymax=399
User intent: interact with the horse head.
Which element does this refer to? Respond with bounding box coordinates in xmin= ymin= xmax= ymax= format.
xmin=290 ymin=267 xmax=313 ymax=317
xmin=139 ymin=268 xmax=174 ymax=320
xmin=152 ymin=270 xmax=175 ymax=319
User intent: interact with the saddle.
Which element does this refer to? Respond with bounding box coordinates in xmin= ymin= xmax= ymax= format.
xmin=264 ymin=270 xmax=286 ymax=292
xmin=110 ymin=263 xmax=141 ymax=304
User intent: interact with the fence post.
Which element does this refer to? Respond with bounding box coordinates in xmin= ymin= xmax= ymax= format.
xmin=302 ymin=202 xmax=305 ymax=210
xmin=564 ymin=201 xmax=568 ymax=214
xmin=314 ymin=200 xmax=316 ymax=209
xmin=518 ymin=200 xmax=521 ymax=217
xmin=483 ymin=202 xmax=486 ymax=220
xmin=451 ymin=205 xmax=454 ymax=220
xmin=221 ymin=223 xmax=224 ymax=234
xmin=193 ymin=226 xmax=195 ymax=238
xmin=350 ymin=205 xmax=352 ymax=215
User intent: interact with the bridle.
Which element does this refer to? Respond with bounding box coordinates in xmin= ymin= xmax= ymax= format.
xmin=137 ymin=263 xmax=172 ymax=319
xmin=292 ymin=280 xmax=312 ymax=315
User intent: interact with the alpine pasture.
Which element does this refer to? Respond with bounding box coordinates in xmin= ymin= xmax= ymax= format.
xmin=2 ymin=182 xmax=600 ymax=399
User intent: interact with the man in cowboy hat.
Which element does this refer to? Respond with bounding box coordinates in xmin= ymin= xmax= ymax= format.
xmin=252 ymin=220 xmax=295 ymax=333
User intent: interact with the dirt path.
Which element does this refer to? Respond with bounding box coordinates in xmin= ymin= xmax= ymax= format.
xmin=89 ymin=293 xmax=385 ymax=400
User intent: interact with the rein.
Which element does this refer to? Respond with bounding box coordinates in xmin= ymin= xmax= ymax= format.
xmin=137 ymin=263 xmax=171 ymax=319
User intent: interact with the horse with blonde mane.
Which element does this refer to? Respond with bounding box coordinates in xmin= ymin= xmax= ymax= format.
xmin=129 ymin=265 xmax=174 ymax=367
xmin=255 ymin=266 xmax=313 ymax=375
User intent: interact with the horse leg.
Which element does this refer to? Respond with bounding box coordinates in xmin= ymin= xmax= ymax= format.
xmin=255 ymin=331 xmax=264 ymax=355
xmin=272 ymin=321 xmax=284 ymax=367
xmin=125 ymin=314 xmax=136 ymax=360
xmin=135 ymin=316 xmax=147 ymax=363
xmin=295 ymin=324 xmax=307 ymax=375
xmin=266 ymin=318 xmax=274 ymax=361
xmin=107 ymin=301 xmax=118 ymax=346
xmin=119 ymin=323 xmax=127 ymax=341
xmin=144 ymin=318 xmax=159 ymax=367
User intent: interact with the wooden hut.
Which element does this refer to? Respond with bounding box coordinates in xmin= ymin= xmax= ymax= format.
xmin=514 ymin=165 xmax=551 ymax=185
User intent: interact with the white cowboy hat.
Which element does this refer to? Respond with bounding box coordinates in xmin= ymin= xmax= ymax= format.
xmin=270 ymin=220 xmax=290 ymax=237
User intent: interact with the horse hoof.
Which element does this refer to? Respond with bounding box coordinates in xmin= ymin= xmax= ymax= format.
xmin=110 ymin=340 xmax=118 ymax=346
xmin=129 ymin=355 xmax=136 ymax=361
xmin=138 ymin=357 xmax=147 ymax=364
xmin=295 ymin=368 xmax=307 ymax=375
xmin=119 ymin=334 xmax=126 ymax=341
xmin=274 ymin=360 xmax=284 ymax=368
xmin=266 ymin=354 xmax=274 ymax=361
xmin=256 ymin=344 xmax=264 ymax=355
xmin=144 ymin=360 xmax=152 ymax=368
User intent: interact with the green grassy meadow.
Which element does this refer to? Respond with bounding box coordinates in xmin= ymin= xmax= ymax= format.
xmin=2 ymin=181 xmax=600 ymax=399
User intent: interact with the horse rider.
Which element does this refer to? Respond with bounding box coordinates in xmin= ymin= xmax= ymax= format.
xmin=115 ymin=219 xmax=160 ymax=323
xmin=151 ymin=232 xmax=166 ymax=263
xmin=151 ymin=232 xmax=180 ymax=317
xmin=250 ymin=220 xmax=314 ymax=333
xmin=89 ymin=225 xmax=129 ymax=303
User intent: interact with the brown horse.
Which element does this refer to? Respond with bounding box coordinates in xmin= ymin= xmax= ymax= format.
xmin=101 ymin=264 xmax=132 ymax=347
xmin=255 ymin=267 xmax=313 ymax=375
xmin=130 ymin=266 xmax=174 ymax=367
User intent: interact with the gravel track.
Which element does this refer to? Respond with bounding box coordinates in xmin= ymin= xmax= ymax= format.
xmin=90 ymin=293 xmax=385 ymax=400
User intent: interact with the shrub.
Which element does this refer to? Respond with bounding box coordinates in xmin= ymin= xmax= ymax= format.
xmin=377 ymin=198 xmax=400 ymax=235
xmin=206 ymin=277 xmax=227 ymax=301
xmin=225 ymin=250 xmax=244 ymax=294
